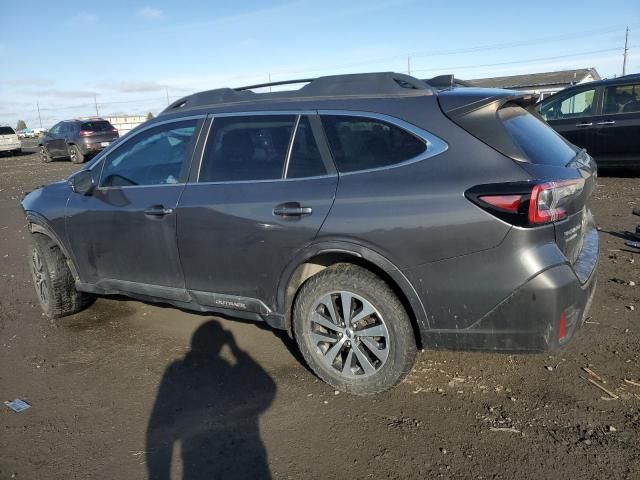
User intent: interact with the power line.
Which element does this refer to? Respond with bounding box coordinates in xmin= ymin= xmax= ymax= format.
xmin=412 ymin=47 xmax=627 ymax=74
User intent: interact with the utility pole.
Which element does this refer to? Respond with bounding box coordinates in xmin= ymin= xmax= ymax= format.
xmin=622 ymin=25 xmax=629 ymax=76
xmin=165 ymin=86 xmax=170 ymax=105
xmin=268 ymin=72 xmax=272 ymax=92
xmin=407 ymin=55 xmax=411 ymax=75
xmin=93 ymin=94 xmax=99 ymax=116
xmin=36 ymin=102 xmax=42 ymax=128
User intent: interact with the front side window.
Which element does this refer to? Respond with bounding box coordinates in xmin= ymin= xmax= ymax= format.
xmin=321 ymin=115 xmax=426 ymax=173
xmin=100 ymin=120 xmax=198 ymax=187
xmin=603 ymin=83 xmax=640 ymax=114
xmin=539 ymin=89 xmax=596 ymax=120
xmin=48 ymin=123 xmax=61 ymax=136
xmin=199 ymin=115 xmax=296 ymax=182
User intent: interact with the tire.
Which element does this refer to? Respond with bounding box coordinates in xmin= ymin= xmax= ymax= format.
xmin=293 ymin=263 xmax=416 ymax=395
xmin=39 ymin=146 xmax=52 ymax=163
xmin=29 ymin=233 xmax=94 ymax=318
xmin=68 ymin=144 xmax=85 ymax=164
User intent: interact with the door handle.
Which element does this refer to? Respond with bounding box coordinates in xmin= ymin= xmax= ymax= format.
xmin=273 ymin=202 xmax=312 ymax=217
xmin=575 ymin=122 xmax=593 ymax=127
xmin=144 ymin=205 xmax=174 ymax=216
xmin=596 ymin=121 xmax=615 ymax=125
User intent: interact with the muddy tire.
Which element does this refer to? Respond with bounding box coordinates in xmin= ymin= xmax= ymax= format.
xmin=29 ymin=233 xmax=93 ymax=318
xmin=293 ymin=263 xmax=416 ymax=395
xmin=39 ymin=146 xmax=52 ymax=163
xmin=68 ymin=144 xmax=85 ymax=164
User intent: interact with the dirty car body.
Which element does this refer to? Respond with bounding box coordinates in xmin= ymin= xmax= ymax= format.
xmin=22 ymin=73 xmax=598 ymax=393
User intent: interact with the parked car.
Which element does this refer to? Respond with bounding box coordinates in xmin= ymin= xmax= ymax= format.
xmin=538 ymin=73 xmax=640 ymax=167
xmin=22 ymin=73 xmax=598 ymax=394
xmin=0 ymin=126 xmax=21 ymax=155
xmin=38 ymin=118 xmax=119 ymax=163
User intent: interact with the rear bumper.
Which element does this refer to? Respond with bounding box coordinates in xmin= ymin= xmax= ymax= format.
xmin=0 ymin=143 xmax=21 ymax=152
xmin=422 ymin=228 xmax=599 ymax=351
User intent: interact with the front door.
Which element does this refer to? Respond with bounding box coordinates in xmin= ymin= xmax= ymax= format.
xmin=66 ymin=118 xmax=204 ymax=300
xmin=177 ymin=113 xmax=338 ymax=311
xmin=591 ymin=81 xmax=640 ymax=164
xmin=539 ymin=87 xmax=599 ymax=153
xmin=44 ymin=123 xmax=66 ymax=157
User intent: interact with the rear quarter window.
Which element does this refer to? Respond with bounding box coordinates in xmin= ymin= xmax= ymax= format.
xmin=321 ymin=115 xmax=426 ymax=173
xmin=499 ymin=106 xmax=576 ymax=166
xmin=0 ymin=127 xmax=16 ymax=135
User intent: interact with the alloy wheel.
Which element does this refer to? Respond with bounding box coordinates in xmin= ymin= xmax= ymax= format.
xmin=31 ymin=248 xmax=48 ymax=306
xmin=308 ymin=291 xmax=389 ymax=378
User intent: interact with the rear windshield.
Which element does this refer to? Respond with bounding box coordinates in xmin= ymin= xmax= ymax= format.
xmin=0 ymin=126 xmax=15 ymax=135
xmin=499 ymin=105 xmax=576 ymax=166
xmin=81 ymin=121 xmax=113 ymax=132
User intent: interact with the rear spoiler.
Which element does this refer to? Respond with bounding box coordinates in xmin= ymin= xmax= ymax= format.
xmin=438 ymin=88 xmax=539 ymax=116
xmin=437 ymin=88 xmax=542 ymax=163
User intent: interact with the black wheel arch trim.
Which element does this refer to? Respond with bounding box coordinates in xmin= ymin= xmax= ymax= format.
xmin=276 ymin=240 xmax=430 ymax=332
xmin=26 ymin=212 xmax=81 ymax=282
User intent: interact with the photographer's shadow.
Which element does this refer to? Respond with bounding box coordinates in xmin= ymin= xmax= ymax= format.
xmin=146 ymin=320 xmax=276 ymax=480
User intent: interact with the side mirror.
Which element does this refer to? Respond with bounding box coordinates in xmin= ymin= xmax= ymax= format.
xmin=70 ymin=170 xmax=96 ymax=195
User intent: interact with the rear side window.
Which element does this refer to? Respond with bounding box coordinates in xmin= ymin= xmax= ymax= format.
xmin=0 ymin=127 xmax=15 ymax=134
xmin=82 ymin=121 xmax=113 ymax=132
xmin=603 ymin=83 xmax=640 ymax=114
xmin=500 ymin=105 xmax=576 ymax=166
xmin=286 ymin=117 xmax=326 ymax=178
xmin=199 ymin=115 xmax=296 ymax=182
xmin=100 ymin=120 xmax=198 ymax=187
xmin=321 ymin=115 xmax=426 ymax=173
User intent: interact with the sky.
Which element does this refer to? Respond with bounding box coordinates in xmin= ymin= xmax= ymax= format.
xmin=0 ymin=0 xmax=638 ymax=129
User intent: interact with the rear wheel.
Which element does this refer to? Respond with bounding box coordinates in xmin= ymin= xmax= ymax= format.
xmin=68 ymin=144 xmax=85 ymax=164
xmin=30 ymin=233 xmax=93 ymax=318
xmin=293 ymin=263 xmax=416 ymax=395
xmin=39 ymin=146 xmax=52 ymax=163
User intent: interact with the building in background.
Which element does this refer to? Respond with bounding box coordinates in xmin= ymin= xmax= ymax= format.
xmin=468 ymin=68 xmax=601 ymax=100
xmin=103 ymin=115 xmax=148 ymax=137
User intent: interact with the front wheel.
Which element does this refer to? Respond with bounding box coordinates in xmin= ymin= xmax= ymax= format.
xmin=293 ymin=263 xmax=417 ymax=395
xmin=68 ymin=144 xmax=85 ymax=164
xmin=30 ymin=233 xmax=94 ymax=318
xmin=39 ymin=146 xmax=52 ymax=163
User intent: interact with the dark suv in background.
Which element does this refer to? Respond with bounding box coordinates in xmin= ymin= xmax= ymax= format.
xmin=39 ymin=118 xmax=119 ymax=164
xmin=538 ymin=73 xmax=640 ymax=167
xmin=22 ymin=73 xmax=598 ymax=395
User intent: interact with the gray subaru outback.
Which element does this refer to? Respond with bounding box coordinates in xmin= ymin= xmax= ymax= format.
xmin=22 ymin=73 xmax=598 ymax=394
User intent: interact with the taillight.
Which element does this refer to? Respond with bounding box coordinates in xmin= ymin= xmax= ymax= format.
xmin=112 ymin=128 xmax=118 ymax=134
xmin=528 ymin=179 xmax=585 ymax=225
xmin=79 ymin=130 xmax=91 ymax=136
xmin=466 ymin=178 xmax=585 ymax=227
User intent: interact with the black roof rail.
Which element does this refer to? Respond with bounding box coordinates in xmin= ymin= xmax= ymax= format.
xmin=422 ymin=74 xmax=471 ymax=89
xmin=235 ymin=78 xmax=315 ymax=91
xmin=161 ymin=72 xmax=435 ymax=114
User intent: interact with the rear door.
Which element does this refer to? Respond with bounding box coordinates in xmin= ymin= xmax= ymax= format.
xmin=538 ymin=87 xmax=599 ymax=152
xmin=177 ymin=113 xmax=338 ymax=312
xmin=591 ymin=81 xmax=640 ymax=164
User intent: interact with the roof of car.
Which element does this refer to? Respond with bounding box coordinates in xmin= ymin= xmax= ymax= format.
xmin=160 ymin=72 xmax=436 ymax=115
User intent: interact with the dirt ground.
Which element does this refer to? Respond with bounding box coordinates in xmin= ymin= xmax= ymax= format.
xmin=1 ymin=150 xmax=638 ymax=480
